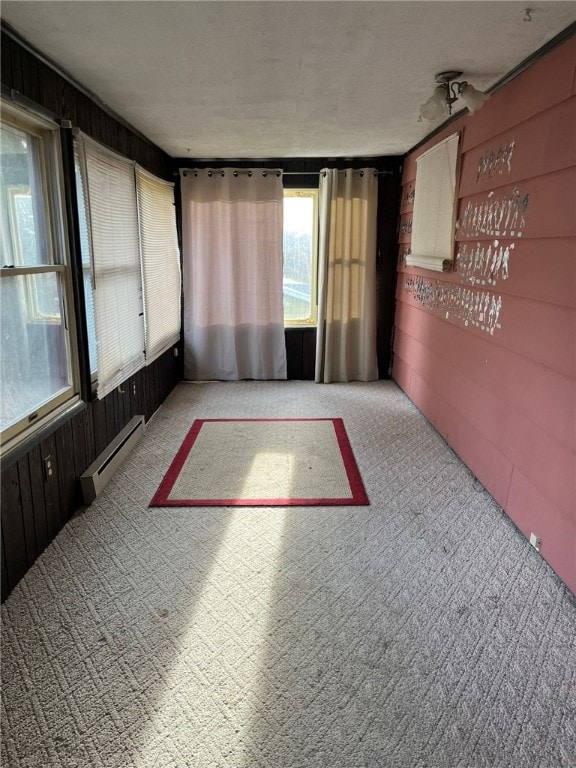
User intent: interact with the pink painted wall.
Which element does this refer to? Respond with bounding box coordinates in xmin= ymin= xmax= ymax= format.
xmin=393 ymin=36 xmax=576 ymax=592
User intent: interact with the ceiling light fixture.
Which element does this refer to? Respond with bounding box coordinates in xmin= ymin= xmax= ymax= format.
xmin=419 ymin=71 xmax=489 ymax=122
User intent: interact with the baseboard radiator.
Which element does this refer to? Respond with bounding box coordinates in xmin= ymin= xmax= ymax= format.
xmin=81 ymin=415 xmax=145 ymax=504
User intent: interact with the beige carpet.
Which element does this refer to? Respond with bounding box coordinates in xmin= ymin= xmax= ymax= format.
xmin=150 ymin=417 xmax=367 ymax=506
xmin=2 ymin=381 xmax=575 ymax=768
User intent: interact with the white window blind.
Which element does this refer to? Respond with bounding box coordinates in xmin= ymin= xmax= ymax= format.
xmin=408 ymin=132 xmax=460 ymax=272
xmin=78 ymin=136 xmax=145 ymax=398
xmin=136 ymin=167 xmax=181 ymax=364
xmin=73 ymin=139 xmax=98 ymax=374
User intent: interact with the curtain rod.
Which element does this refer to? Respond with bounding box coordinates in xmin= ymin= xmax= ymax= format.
xmin=284 ymin=170 xmax=394 ymax=176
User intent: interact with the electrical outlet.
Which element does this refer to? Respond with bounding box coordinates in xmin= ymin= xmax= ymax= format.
xmin=43 ymin=455 xmax=53 ymax=481
xmin=529 ymin=532 xmax=541 ymax=552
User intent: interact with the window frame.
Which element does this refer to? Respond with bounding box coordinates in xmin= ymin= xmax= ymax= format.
xmin=72 ymin=135 xmax=99 ymax=381
xmin=0 ymin=104 xmax=80 ymax=455
xmin=282 ymin=187 xmax=319 ymax=328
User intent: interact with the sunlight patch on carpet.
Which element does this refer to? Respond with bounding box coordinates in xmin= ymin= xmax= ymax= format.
xmin=133 ymin=509 xmax=286 ymax=767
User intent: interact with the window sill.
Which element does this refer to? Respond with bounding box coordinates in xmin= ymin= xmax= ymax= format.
xmin=0 ymin=397 xmax=86 ymax=469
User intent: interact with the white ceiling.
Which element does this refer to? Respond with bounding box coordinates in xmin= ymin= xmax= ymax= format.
xmin=2 ymin=1 xmax=575 ymax=158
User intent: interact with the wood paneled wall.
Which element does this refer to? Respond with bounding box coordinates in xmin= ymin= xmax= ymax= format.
xmin=1 ymin=29 xmax=179 ymax=602
xmin=1 ymin=28 xmax=172 ymax=180
xmin=285 ymin=328 xmax=317 ymax=380
xmin=1 ymin=351 xmax=179 ymax=602
xmin=393 ymin=36 xmax=576 ymax=592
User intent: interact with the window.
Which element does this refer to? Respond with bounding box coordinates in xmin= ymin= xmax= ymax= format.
xmin=74 ymin=135 xmax=145 ymax=399
xmin=283 ymin=189 xmax=318 ymax=326
xmin=136 ymin=167 xmax=181 ymax=364
xmin=0 ymin=105 xmax=79 ymax=451
xmin=408 ymin=132 xmax=460 ymax=272
xmin=74 ymin=133 xmax=181 ymax=397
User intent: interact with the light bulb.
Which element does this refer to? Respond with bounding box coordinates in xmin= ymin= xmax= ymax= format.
xmin=419 ymin=87 xmax=448 ymax=122
xmin=460 ymin=83 xmax=488 ymax=113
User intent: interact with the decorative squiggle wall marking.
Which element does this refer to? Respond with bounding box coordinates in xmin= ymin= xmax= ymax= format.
xmin=404 ymin=184 xmax=415 ymax=205
xmin=405 ymin=275 xmax=502 ymax=335
xmin=456 ymin=239 xmax=514 ymax=285
xmin=400 ymin=218 xmax=413 ymax=235
xmin=398 ymin=245 xmax=411 ymax=267
xmin=458 ymin=187 xmax=529 ymax=239
xmin=476 ymin=140 xmax=516 ymax=181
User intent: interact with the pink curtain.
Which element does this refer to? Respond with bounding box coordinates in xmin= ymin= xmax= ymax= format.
xmin=181 ymin=169 xmax=287 ymax=381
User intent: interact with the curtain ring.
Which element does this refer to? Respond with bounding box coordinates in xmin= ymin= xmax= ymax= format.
xmin=262 ymin=171 xmax=267 ymax=177
xmin=221 ymin=171 xmax=225 ymax=177
xmin=183 ymin=171 xmax=187 ymax=177
xmin=248 ymin=171 xmax=253 ymax=177
xmin=276 ymin=171 xmax=281 ymax=177
xmin=208 ymin=170 xmax=213 ymax=177
xmin=360 ymin=170 xmax=364 ymax=177
xmin=233 ymin=170 xmax=238 ymax=177
xmin=194 ymin=170 xmax=198 ymax=177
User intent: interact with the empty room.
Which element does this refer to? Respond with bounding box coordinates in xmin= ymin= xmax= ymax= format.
xmin=1 ymin=2 xmax=575 ymax=766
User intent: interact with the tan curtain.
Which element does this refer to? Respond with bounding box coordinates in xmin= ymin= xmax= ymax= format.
xmin=180 ymin=168 xmax=287 ymax=381
xmin=315 ymin=169 xmax=378 ymax=383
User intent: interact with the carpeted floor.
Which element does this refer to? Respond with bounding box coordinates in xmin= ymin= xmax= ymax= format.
xmin=2 ymin=381 xmax=575 ymax=768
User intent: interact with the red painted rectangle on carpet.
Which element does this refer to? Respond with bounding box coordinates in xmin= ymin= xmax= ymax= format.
xmin=150 ymin=418 xmax=368 ymax=507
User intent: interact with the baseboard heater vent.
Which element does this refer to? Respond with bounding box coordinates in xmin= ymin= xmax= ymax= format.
xmin=81 ymin=415 xmax=145 ymax=505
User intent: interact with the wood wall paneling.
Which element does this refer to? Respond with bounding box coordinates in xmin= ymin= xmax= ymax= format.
xmin=284 ymin=328 xmax=318 ymax=380
xmin=393 ymin=35 xmax=576 ymax=592
xmin=459 ymin=99 xmax=576 ymax=197
xmin=55 ymin=418 xmax=79 ymax=515
xmin=16 ymin=456 xmax=37 ymax=565
xmin=1 ymin=533 xmax=9 ymax=604
xmin=1 ymin=31 xmax=179 ymax=602
xmin=394 ymin=304 xmax=575 ymax=452
xmin=461 ymin=35 xmax=576 ymax=154
xmin=302 ymin=329 xmax=317 ymax=380
xmin=28 ymin=444 xmax=49 ymax=558
xmin=40 ymin=433 xmax=62 ymax=539
xmin=1 ymin=346 xmax=179 ymax=601
xmin=285 ymin=330 xmax=304 ymax=380
xmin=1 ymin=464 xmax=27 ymax=594
xmin=506 ymin=468 xmax=576 ymax=591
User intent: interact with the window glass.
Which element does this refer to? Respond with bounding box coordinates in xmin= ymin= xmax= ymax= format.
xmin=0 ymin=108 xmax=78 ymax=451
xmin=0 ymin=273 xmax=71 ymax=433
xmin=283 ymin=190 xmax=318 ymax=325
xmin=0 ymin=123 xmax=49 ymax=266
